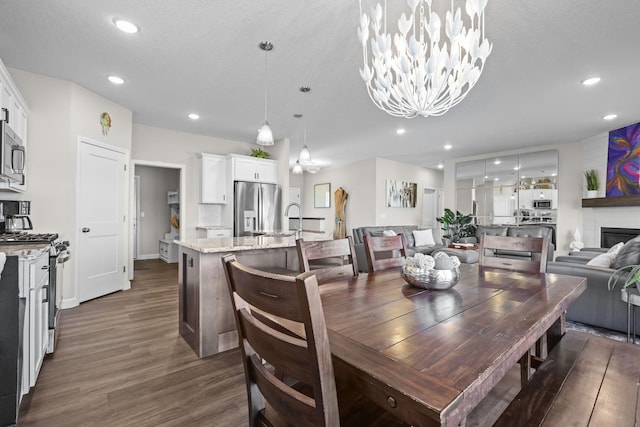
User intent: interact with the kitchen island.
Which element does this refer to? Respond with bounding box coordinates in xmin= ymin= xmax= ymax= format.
xmin=175 ymin=236 xmax=299 ymax=358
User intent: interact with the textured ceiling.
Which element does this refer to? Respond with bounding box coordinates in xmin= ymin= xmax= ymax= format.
xmin=1 ymin=0 xmax=639 ymax=170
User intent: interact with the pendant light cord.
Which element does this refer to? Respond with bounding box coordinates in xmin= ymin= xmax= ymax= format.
xmin=264 ymin=50 xmax=268 ymax=122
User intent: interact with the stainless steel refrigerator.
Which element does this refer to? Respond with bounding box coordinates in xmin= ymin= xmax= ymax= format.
xmin=234 ymin=181 xmax=282 ymax=236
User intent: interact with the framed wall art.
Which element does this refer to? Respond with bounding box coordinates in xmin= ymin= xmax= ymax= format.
xmin=386 ymin=179 xmax=417 ymax=208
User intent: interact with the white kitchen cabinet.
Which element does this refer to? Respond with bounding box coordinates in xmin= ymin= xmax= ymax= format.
xmin=21 ymin=249 xmax=49 ymax=388
xmin=518 ymin=189 xmax=533 ymax=209
xmin=159 ymin=239 xmax=178 ymax=263
xmin=0 ymin=58 xmax=28 ymax=193
xmin=200 ymin=153 xmax=227 ymax=204
xmin=230 ymin=154 xmax=277 ymax=183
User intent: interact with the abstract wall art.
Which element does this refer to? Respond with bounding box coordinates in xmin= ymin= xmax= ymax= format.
xmin=606 ymin=122 xmax=640 ymax=197
xmin=386 ymin=179 xmax=417 ymax=208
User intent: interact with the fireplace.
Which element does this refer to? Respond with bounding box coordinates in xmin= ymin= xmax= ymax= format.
xmin=600 ymin=227 xmax=640 ymax=248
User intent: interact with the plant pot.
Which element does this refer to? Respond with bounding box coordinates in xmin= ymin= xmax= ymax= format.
xmin=587 ymin=190 xmax=598 ymax=198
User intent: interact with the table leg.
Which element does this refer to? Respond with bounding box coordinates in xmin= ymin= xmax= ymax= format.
xmin=628 ymin=297 xmax=632 ymax=343
xmin=520 ymin=350 xmax=531 ymax=388
xmin=546 ymin=312 xmax=566 ymax=353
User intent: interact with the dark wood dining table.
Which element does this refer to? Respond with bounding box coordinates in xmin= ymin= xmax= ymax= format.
xmin=318 ymin=264 xmax=587 ymax=426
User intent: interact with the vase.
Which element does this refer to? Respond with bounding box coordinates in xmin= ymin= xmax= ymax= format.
xmin=587 ymin=190 xmax=598 ymax=198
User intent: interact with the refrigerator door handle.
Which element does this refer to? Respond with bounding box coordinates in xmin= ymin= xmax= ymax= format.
xmin=257 ymin=185 xmax=263 ymax=232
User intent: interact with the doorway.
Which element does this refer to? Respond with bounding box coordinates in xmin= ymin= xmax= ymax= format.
xmin=129 ymin=160 xmax=185 ymax=280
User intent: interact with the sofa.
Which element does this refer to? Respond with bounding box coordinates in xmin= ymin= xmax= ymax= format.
xmin=352 ymin=225 xmax=444 ymax=272
xmin=548 ymin=235 xmax=640 ymax=334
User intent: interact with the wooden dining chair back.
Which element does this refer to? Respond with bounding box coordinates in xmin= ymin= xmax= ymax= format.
xmin=296 ymin=237 xmax=358 ymax=284
xmin=479 ymin=234 xmax=550 ymax=273
xmin=363 ymin=233 xmax=408 ymax=272
xmin=222 ymin=254 xmax=339 ymax=427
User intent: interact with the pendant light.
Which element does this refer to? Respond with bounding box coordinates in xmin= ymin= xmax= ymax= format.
xmin=256 ymin=41 xmax=274 ymax=146
xmin=292 ymin=113 xmax=304 ymax=174
xmin=298 ymin=86 xmax=318 ymax=174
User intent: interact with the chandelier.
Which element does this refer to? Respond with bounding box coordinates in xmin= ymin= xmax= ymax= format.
xmin=357 ymin=0 xmax=492 ymax=118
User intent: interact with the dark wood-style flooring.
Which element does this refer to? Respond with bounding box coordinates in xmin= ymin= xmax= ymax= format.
xmin=16 ymin=259 xmax=638 ymax=426
xmin=18 ymin=259 xmax=248 ymax=426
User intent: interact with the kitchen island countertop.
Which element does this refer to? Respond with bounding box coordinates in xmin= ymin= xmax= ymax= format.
xmin=174 ymin=236 xmax=296 ymax=254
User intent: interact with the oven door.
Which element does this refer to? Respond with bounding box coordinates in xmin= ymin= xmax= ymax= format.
xmin=1 ymin=121 xmax=25 ymax=183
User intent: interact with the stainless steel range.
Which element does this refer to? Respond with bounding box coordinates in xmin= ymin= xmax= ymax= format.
xmin=0 ymin=232 xmax=71 ymax=354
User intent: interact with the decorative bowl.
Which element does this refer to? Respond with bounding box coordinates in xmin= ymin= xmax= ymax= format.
xmin=401 ymin=267 xmax=460 ymax=290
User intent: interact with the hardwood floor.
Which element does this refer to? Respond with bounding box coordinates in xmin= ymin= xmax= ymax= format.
xmin=18 ymin=259 xmax=248 ymax=426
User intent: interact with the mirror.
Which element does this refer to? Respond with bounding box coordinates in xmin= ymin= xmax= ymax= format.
xmin=314 ymin=183 xmax=331 ymax=208
xmin=455 ymin=150 xmax=558 ymax=226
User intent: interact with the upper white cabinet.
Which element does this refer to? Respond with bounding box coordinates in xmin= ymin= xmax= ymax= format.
xmin=230 ymin=154 xmax=277 ymax=184
xmin=0 ymin=58 xmax=29 ymax=192
xmin=199 ymin=153 xmax=227 ymax=204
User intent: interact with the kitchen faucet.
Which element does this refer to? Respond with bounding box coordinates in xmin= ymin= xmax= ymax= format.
xmin=284 ymin=202 xmax=303 ymax=238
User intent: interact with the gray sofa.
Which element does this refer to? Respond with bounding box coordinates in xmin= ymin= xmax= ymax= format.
xmin=352 ymin=225 xmax=444 ymax=272
xmin=548 ymin=235 xmax=640 ymax=334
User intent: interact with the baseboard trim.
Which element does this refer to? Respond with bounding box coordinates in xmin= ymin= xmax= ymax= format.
xmin=60 ymin=297 xmax=79 ymax=309
xmin=136 ymin=254 xmax=160 ymax=260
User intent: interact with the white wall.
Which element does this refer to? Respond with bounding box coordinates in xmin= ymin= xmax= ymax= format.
xmin=301 ymin=158 xmax=377 ymax=238
xmin=131 ymin=124 xmax=290 ymax=238
xmin=9 ymin=67 xmax=133 ymax=307
xmin=444 ymin=142 xmax=583 ymax=256
xmin=581 ymin=132 xmax=640 ymax=247
xmin=374 ymin=158 xmax=443 ymax=227
xmin=299 ymin=158 xmax=444 ymax=238
xmin=136 ymin=165 xmax=179 ymax=256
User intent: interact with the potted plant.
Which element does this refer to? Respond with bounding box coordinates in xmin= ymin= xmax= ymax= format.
xmin=436 ymin=208 xmax=476 ymax=245
xmin=250 ymin=147 xmax=270 ymax=159
xmin=584 ymin=169 xmax=599 ymax=198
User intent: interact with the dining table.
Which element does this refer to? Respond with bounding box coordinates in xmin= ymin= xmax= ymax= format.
xmin=318 ymin=263 xmax=587 ymax=426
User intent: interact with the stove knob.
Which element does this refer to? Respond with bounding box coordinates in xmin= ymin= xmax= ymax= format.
xmin=82 ymin=227 xmax=90 ymax=233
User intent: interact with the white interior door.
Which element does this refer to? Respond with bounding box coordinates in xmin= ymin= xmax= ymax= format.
xmin=78 ymin=141 xmax=127 ymax=302
xmin=422 ymin=188 xmax=437 ymax=229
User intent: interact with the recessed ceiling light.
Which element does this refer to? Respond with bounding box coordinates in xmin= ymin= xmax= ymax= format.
xmin=484 ymin=175 xmax=489 ymax=179
xmin=107 ymin=75 xmax=125 ymax=84
xmin=113 ymin=18 xmax=139 ymax=34
xmin=551 ymin=173 xmax=557 ymax=177
xmin=187 ymin=113 xmax=200 ymax=120
xmin=494 ymin=177 xmax=499 ymax=181
xmin=581 ymin=77 xmax=601 ymax=86
xmin=513 ymin=165 xmax=520 ymax=170
xmin=437 ymin=162 xmax=444 ymax=169
xmin=494 ymin=159 xmax=501 ymax=165
xmin=444 ymin=144 xmax=452 ymax=150
xmin=603 ymin=114 xmax=617 ymax=120
xmin=396 ymin=128 xmax=406 ymax=135
xmin=521 ymin=175 xmax=526 ymax=179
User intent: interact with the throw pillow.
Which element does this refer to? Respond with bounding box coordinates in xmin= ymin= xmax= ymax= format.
xmin=382 ymin=230 xmax=397 ymax=237
xmin=413 ymin=229 xmax=436 ymax=246
xmin=612 ymin=236 xmax=640 ymax=269
xmin=586 ymin=253 xmax=614 ymax=268
xmin=607 ymin=242 xmax=624 ymax=256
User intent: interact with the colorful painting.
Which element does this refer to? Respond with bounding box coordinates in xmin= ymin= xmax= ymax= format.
xmin=386 ymin=179 xmax=417 ymax=208
xmin=606 ymin=122 xmax=640 ymax=196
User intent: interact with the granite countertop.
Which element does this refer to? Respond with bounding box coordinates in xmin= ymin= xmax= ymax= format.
xmin=0 ymin=242 xmax=50 ymax=258
xmin=175 ymin=235 xmax=297 ymax=254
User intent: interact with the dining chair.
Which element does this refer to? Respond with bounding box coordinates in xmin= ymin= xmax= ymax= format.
xmin=363 ymin=233 xmax=408 ymax=272
xmin=296 ymin=237 xmax=358 ymax=284
xmin=479 ymin=234 xmax=550 ymax=273
xmin=222 ymin=254 xmax=408 ymax=427
xmin=478 ymin=233 xmax=550 ymax=387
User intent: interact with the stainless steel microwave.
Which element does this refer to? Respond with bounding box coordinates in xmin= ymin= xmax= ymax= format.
xmin=1 ymin=118 xmax=25 ymax=183
xmin=533 ymin=199 xmax=551 ymax=209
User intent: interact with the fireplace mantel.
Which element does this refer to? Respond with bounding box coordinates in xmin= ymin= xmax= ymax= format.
xmin=582 ymin=195 xmax=640 ymax=208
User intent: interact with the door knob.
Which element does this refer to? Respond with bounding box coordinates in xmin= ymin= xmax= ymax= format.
xmin=82 ymin=227 xmax=90 ymax=233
